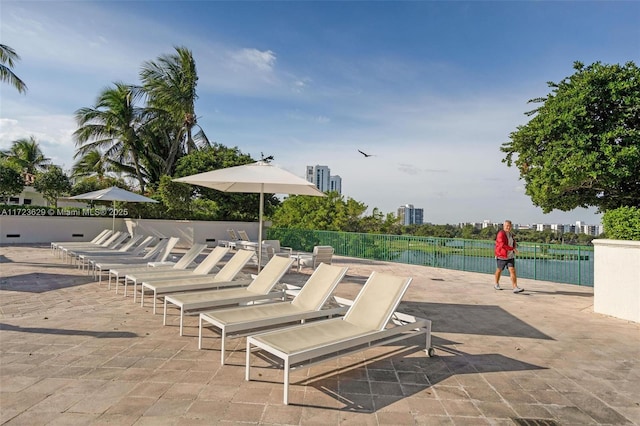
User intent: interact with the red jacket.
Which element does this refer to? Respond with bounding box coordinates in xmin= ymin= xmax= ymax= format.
xmin=495 ymin=230 xmax=516 ymax=259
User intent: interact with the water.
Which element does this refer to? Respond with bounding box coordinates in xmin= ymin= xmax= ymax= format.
xmin=395 ymin=250 xmax=593 ymax=286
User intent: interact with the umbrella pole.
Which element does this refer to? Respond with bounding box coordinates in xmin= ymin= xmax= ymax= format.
xmin=112 ymin=201 xmax=116 ymax=232
xmin=257 ymin=188 xmax=264 ymax=272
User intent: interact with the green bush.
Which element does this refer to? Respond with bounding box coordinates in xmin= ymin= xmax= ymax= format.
xmin=602 ymin=207 xmax=640 ymax=240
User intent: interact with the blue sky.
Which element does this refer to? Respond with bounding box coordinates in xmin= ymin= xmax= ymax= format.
xmin=1 ymin=1 xmax=638 ymax=225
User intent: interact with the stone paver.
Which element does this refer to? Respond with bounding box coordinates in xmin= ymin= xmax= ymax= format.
xmin=1 ymin=244 xmax=639 ymax=425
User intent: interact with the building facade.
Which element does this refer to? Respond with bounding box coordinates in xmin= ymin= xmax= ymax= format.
xmin=306 ymin=165 xmax=342 ymax=194
xmin=397 ymin=204 xmax=424 ymax=225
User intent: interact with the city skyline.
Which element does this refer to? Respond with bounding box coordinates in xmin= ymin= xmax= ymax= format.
xmin=2 ymin=2 xmax=637 ymax=224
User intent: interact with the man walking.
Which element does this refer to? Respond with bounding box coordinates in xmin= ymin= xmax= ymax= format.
xmin=494 ymin=220 xmax=524 ymax=293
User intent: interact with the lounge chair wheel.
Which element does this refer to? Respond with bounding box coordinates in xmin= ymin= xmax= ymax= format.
xmin=428 ymin=347 xmax=436 ymax=357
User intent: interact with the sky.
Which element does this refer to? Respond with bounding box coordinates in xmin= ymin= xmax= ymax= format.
xmin=1 ymin=1 xmax=638 ymax=226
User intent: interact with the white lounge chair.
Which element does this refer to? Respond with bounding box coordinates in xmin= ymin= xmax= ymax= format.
xmin=262 ymin=240 xmax=293 ymax=257
xmin=63 ymin=231 xmax=130 ymax=264
xmin=163 ymin=255 xmax=295 ymax=336
xmin=76 ymin=234 xmax=145 ymax=271
xmin=247 ymin=243 xmax=276 ymax=268
xmin=140 ymin=248 xmax=256 ymax=313
xmin=101 ymin=237 xmax=180 ymax=286
xmin=294 ymin=245 xmax=334 ymax=272
xmin=198 ymin=263 xmax=349 ymax=364
xmin=124 ymin=245 xmax=231 ymax=301
xmin=235 ymin=229 xmax=256 ymax=250
xmin=218 ymin=229 xmax=240 ymax=248
xmin=53 ymin=230 xmax=115 ymax=259
xmin=51 ymin=229 xmax=112 ymax=256
xmin=83 ymin=235 xmax=158 ymax=277
xmin=246 ymin=271 xmax=433 ymax=405
xmin=100 ymin=237 xmax=201 ymax=286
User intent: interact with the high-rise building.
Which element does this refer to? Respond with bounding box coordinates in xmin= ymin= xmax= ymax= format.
xmin=306 ymin=165 xmax=341 ymax=194
xmin=330 ymin=175 xmax=342 ymax=194
xmin=397 ymin=204 xmax=424 ymax=225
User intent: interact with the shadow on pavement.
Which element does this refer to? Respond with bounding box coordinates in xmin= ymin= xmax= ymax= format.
xmin=0 ymin=323 xmax=138 ymax=338
xmin=0 ymin=272 xmax=95 ymax=293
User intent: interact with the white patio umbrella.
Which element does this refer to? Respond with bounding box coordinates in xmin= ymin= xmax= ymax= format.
xmin=174 ymin=161 xmax=325 ymax=270
xmin=68 ymin=186 xmax=158 ymax=231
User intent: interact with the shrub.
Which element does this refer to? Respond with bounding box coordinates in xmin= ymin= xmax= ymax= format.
xmin=602 ymin=206 xmax=640 ymax=240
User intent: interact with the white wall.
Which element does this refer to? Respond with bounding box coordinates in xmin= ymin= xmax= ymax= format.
xmin=592 ymin=239 xmax=640 ymax=323
xmin=124 ymin=219 xmax=260 ymax=248
xmin=0 ymin=216 xmax=260 ymax=248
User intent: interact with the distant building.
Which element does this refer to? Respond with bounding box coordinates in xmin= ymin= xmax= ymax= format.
xmin=306 ymin=165 xmax=342 ymax=194
xmin=536 ymin=223 xmax=552 ymax=232
xmin=397 ymin=204 xmax=424 ymax=225
xmin=458 ymin=220 xmax=601 ymax=236
xmin=330 ymin=175 xmax=342 ymax=194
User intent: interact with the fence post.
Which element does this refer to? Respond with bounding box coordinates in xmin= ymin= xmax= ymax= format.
xmin=462 ymin=240 xmax=466 ymax=271
xmin=534 ymin=244 xmax=537 ymax=280
xmin=578 ymin=246 xmax=582 ymax=286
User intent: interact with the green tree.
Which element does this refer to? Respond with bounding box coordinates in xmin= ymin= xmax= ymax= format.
xmin=501 ymin=61 xmax=640 ymax=213
xmin=156 ymin=175 xmax=195 ymax=219
xmin=140 ymin=46 xmax=210 ymax=176
xmin=71 ymin=149 xmax=115 ymax=181
xmin=33 ymin=165 xmax=71 ymax=208
xmin=1 ymin=136 xmax=50 ymax=174
xmin=271 ymin=192 xmax=369 ymax=232
xmin=174 ymin=145 xmax=270 ymax=221
xmin=602 ymin=206 xmax=640 ymax=240
xmin=70 ymin=176 xmax=124 ymax=198
xmin=0 ymin=44 xmax=27 ymax=94
xmin=0 ymin=160 xmax=24 ymax=202
xmin=74 ymin=83 xmax=148 ymax=191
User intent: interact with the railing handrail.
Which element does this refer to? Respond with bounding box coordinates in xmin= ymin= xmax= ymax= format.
xmin=267 ymin=228 xmax=594 ymax=286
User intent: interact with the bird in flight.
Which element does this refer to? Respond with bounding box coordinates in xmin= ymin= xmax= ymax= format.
xmin=358 ymin=149 xmax=374 ymax=157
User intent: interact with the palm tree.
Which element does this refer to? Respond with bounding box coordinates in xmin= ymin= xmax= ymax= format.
xmin=0 ymin=44 xmax=27 ymax=94
xmin=1 ymin=136 xmax=50 ymax=174
xmin=73 ymin=83 xmax=148 ymax=191
xmin=140 ymin=46 xmax=210 ymax=175
xmin=71 ymin=149 xmax=112 ymax=180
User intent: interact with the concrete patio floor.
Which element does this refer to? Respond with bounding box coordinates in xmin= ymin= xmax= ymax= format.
xmin=0 ymin=244 xmax=638 ymax=425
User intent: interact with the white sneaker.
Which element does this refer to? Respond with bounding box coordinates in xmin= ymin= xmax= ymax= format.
xmin=494 ymin=284 xmax=501 ymax=290
xmin=513 ymin=287 xmax=524 ymax=293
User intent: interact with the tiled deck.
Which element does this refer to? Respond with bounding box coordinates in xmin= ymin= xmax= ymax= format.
xmin=0 ymin=244 xmax=638 ymax=425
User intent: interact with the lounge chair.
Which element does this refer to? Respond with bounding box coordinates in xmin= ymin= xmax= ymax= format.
xmin=83 ymin=235 xmax=158 ymax=276
xmin=218 ymin=229 xmax=240 ymax=248
xmin=124 ymin=245 xmax=231 ymax=300
xmin=139 ymin=248 xmax=256 ymax=312
xmin=76 ymin=234 xmax=145 ymax=271
xmin=235 ymin=229 xmax=256 ymax=250
xmin=163 ymin=255 xmax=295 ymax=336
xmin=103 ymin=237 xmax=180 ymax=286
xmin=53 ymin=229 xmax=116 ymax=259
xmin=245 ymin=271 xmax=434 ymax=405
xmin=198 ymin=263 xmax=349 ymax=364
xmin=51 ymin=229 xmax=112 ymax=256
xmin=237 ymin=229 xmax=251 ymax=242
xmin=247 ymin=244 xmax=276 ymax=268
xmin=262 ymin=240 xmax=293 ymax=257
xmin=104 ymin=241 xmax=204 ymax=287
xmin=294 ymin=245 xmax=334 ymax=272
xmin=63 ymin=231 xmax=130 ymax=264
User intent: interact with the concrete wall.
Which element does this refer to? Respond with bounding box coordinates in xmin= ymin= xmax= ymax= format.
xmin=0 ymin=216 xmax=117 ymax=244
xmin=0 ymin=216 xmax=260 ymax=248
xmin=123 ymin=219 xmax=260 ymax=248
xmin=592 ymin=239 xmax=640 ymax=323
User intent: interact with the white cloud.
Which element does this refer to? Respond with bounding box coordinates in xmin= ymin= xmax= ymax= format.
xmin=0 ymin=114 xmax=77 ymax=171
xmin=230 ymin=48 xmax=277 ymax=72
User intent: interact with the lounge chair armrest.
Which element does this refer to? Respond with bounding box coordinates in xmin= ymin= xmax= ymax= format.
xmin=333 ymin=295 xmax=354 ymax=307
